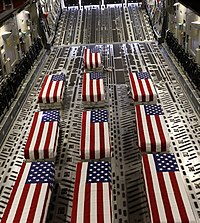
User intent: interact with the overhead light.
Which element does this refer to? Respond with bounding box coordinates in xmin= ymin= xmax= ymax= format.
xmin=191 ymin=21 xmax=200 ymax=29
xmin=24 ymin=10 xmax=30 ymax=14
xmin=173 ymin=2 xmax=180 ymax=6
xmin=191 ymin=21 xmax=200 ymax=25
xmin=2 ymin=31 xmax=12 ymax=40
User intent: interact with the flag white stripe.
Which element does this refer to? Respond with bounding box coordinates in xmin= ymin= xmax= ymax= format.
xmin=148 ymin=155 xmax=168 ymax=222
xmin=77 ymin=163 xmax=88 ymax=223
xmin=97 ymin=53 xmax=101 ymax=67
xmin=99 ymin=79 xmax=105 ymax=101
xmin=95 ymin=123 xmax=100 ymax=159
xmin=48 ymin=123 xmax=59 ymax=158
xmin=93 ymin=79 xmax=98 ymax=102
xmin=19 ymin=184 xmax=36 ymax=223
xmin=86 ymin=49 xmax=90 ymax=69
xmin=150 ymin=115 xmax=161 ymax=152
xmin=6 ymin=163 xmax=31 ymax=223
xmin=92 ymin=53 xmax=96 ymax=68
xmin=163 ymin=173 xmax=182 ymax=222
xmin=85 ymin=73 xmax=90 ymax=102
xmin=42 ymin=76 xmax=51 ymax=103
xmin=49 ymin=81 xmax=56 ymax=103
xmin=103 ymin=183 xmax=112 ymax=223
xmin=139 ymin=106 xmax=151 ymax=150
xmin=90 ymin=183 xmax=98 ymax=223
xmin=104 ymin=122 xmax=110 ymax=158
xmin=85 ymin=112 xmax=91 ymax=159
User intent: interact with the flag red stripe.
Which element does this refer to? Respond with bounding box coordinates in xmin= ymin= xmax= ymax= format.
xmin=82 ymin=73 xmax=87 ymax=101
xmin=157 ymin=172 xmax=174 ymax=222
xmin=99 ymin=122 xmax=105 ymax=158
xmin=81 ymin=112 xmax=87 ymax=159
xmin=46 ymin=79 xmax=53 ymax=103
xmin=71 ymin=163 xmax=82 ymax=223
xmin=27 ymin=184 xmax=42 ymax=223
xmin=40 ymin=186 xmax=51 ymax=223
xmin=1 ymin=163 xmax=26 ymax=222
xmin=138 ymin=80 xmax=146 ymax=102
xmin=155 ymin=116 xmax=166 ymax=152
xmin=34 ymin=122 xmax=45 ymax=159
xmin=129 ymin=72 xmax=138 ymax=101
xmin=145 ymin=79 xmax=153 ymax=101
xmin=84 ymin=49 xmax=87 ymax=68
xmin=146 ymin=115 xmax=156 ymax=152
xmin=43 ymin=122 xmax=53 ymax=159
xmin=136 ymin=106 xmax=146 ymax=151
xmin=38 ymin=76 xmax=48 ymax=103
xmin=143 ymin=155 xmax=160 ymax=222
xmin=24 ymin=112 xmax=39 ymax=159
xmin=90 ymin=123 xmax=95 ymax=159
xmin=170 ymin=173 xmax=190 ymax=222
xmin=95 ymin=52 xmax=98 ymax=68
xmin=97 ymin=183 xmax=104 ymax=223
xmin=90 ymin=79 xmax=94 ymax=102
xmin=96 ymin=79 xmax=101 ymax=101
xmin=90 ymin=51 xmax=93 ymax=69
xmin=53 ymin=81 xmax=59 ymax=102
xmin=84 ymin=183 xmax=91 ymax=222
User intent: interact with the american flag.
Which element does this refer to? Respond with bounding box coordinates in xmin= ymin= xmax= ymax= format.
xmin=38 ymin=73 xmax=65 ymax=104
xmin=135 ymin=104 xmax=170 ymax=152
xmin=80 ymin=110 xmax=111 ymax=160
xmin=142 ymin=154 xmax=196 ymax=223
xmin=1 ymin=161 xmax=55 ymax=223
xmin=82 ymin=72 xmax=105 ymax=102
xmin=129 ymin=72 xmax=157 ymax=102
xmin=24 ymin=110 xmax=60 ymax=160
xmin=84 ymin=48 xmax=102 ymax=70
xmin=71 ymin=161 xmax=112 ymax=223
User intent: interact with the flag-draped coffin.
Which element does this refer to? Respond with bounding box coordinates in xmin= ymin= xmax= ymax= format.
xmin=142 ymin=154 xmax=196 ymax=223
xmin=135 ymin=104 xmax=170 ymax=152
xmin=71 ymin=161 xmax=112 ymax=223
xmin=80 ymin=109 xmax=111 ymax=160
xmin=84 ymin=48 xmax=102 ymax=70
xmin=129 ymin=72 xmax=157 ymax=103
xmin=24 ymin=110 xmax=60 ymax=160
xmin=1 ymin=161 xmax=55 ymax=223
xmin=82 ymin=72 xmax=105 ymax=103
xmin=38 ymin=73 xmax=65 ymax=104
